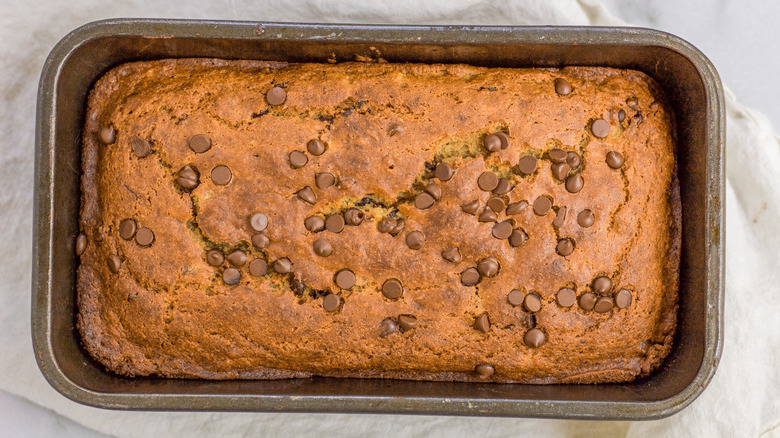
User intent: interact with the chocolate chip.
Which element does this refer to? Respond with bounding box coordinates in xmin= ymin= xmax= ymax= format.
xmin=483 ymin=134 xmax=502 ymax=152
xmin=606 ymin=151 xmax=625 ymax=169
xmin=382 ymin=278 xmax=404 ymax=300
xmin=176 ymin=165 xmax=199 ymax=190
xmin=594 ymin=296 xmax=615 ymax=313
xmin=518 ymin=156 xmax=537 ymax=175
xmin=226 ymin=250 xmax=247 ymax=267
xmin=487 ymin=197 xmax=505 ymax=213
xmin=533 ymin=196 xmax=552 ymax=216
xmin=188 ymin=134 xmax=211 ymax=153
xmin=223 ymin=268 xmax=241 ymax=285
xmin=390 ymin=219 xmax=406 ymax=236
xmin=289 ymin=151 xmax=308 ymax=169
xmin=377 ymin=218 xmax=396 ymax=233
xmin=335 ymin=269 xmax=356 ymax=289
xmin=322 ymin=293 xmax=341 ymax=312
xmin=119 ymin=219 xmax=137 ymax=240
xmin=496 ymin=132 xmax=511 ymax=150
xmin=579 ymin=292 xmax=597 ymax=310
xmin=307 ymin=139 xmax=326 ymax=156
xmin=415 ymin=193 xmax=435 ymax=210
xmin=475 ymin=313 xmax=490 ymax=333
xmin=615 ymin=289 xmax=633 ymax=309
xmin=618 ymin=109 xmax=626 ymax=122
xmin=565 ymin=173 xmax=584 ymax=193
xmin=392 ymin=217 xmax=411 ymax=235
xmin=250 ymin=213 xmax=268 ymax=232
xmin=591 ymin=119 xmax=610 ymax=138
xmin=577 ymin=209 xmax=595 ymax=228
xmin=266 ymin=86 xmax=286 ymax=106
xmin=315 ymin=172 xmax=335 ymax=189
xmin=554 ymin=78 xmax=572 ymax=95
xmin=251 ymin=233 xmax=270 ymax=249
xmin=211 ymin=165 xmax=232 ymax=185
xmin=556 ymin=238 xmax=575 ymax=256
xmin=461 ymin=200 xmax=480 ymax=215
xmin=325 ymin=214 xmax=345 ymax=233
xmin=391 ymin=220 xmax=407 ymax=236
xmin=390 ymin=219 xmax=406 ymax=237
xmin=477 ymin=257 xmax=500 ymax=277
xmin=475 ymin=364 xmax=494 ymax=378
xmin=312 ymin=238 xmax=333 ymax=257
xmin=297 ymin=186 xmax=316 ymax=204
xmin=434 ymin=163 xmax=455 ymax=181
xmin=506 ymin=201 xmax=528 ymax=215
xmin=626 ymin=96 xmax=640 ymax=111
xmin=509 ymin=229 xmax=528 ymax=247
xmin=492 ymin=178 xmax=513 ymax=195
xmin=492 ymin=221 xmax=513 ymax=239
xmin=507 ymin=289 xmax=524 ymax=306
xmin=548 ymin=149 xmax=567 ymax=163
xmin=557 ymin=288 xmax=576 ymax=307
xmin=76 ymin=233 xmax=87 ymax=255
xmin=304 ymin=215 xmax=325 ymax=232
xmin=249 ymin=259 xmax=268 ymax=276
xmin=566 ymin=151 xmax=581 ymax=169
xmin=380 ymin=318 xmax=398 ymax=337
xmin=135 ymin=227 xmax=154 ymax=247
xmin=524 ymin=293 xmax=542 ymax=312
xmin=130 ymin=136 xmax=151 ymax=158
xmin=593 ymin=276 xmax=612 ymax=294
xmin=405 ymin=231 xmax=425 ymax=250
xmin=343 ymin=208 xmax=363 ymax=226
xmin=396 ymin=221 xmax=410 ymax=238
xmin=107 ymin=255 xmax=121 ymax=273
xmin=478 ymin=207 xmax=498 ymax=223
xmin=398 ymin=315 xmax=418 ymax=332
xmin=460 ymin=267 xmax=480 ymax=286
xmin=442 ymin=247 xmax=462 ymax=263
xmin=524 ymin=328 xmax=546 ymax=348
xmin=551 ymin=162 xmax=571 ymax=181
xmin=477 ymin=172 xmax=498 ymax=191
xmin=206 ymin=249 xmax=224 ymax=266
xmin=99 ymin=125 xmax=116 ymax=144
xmin=423 ymin=181 xmax=442 ymax=200
xmin=553 ymin=206 xmax=567 ymax=228
xmin=273 ymin=257 xmax=292 ymax=274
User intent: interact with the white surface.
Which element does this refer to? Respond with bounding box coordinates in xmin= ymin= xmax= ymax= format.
xmin=0 ymin=0 xmax=779 ymax=437
xmin=0 ymin=391 xmax=107 ymax=438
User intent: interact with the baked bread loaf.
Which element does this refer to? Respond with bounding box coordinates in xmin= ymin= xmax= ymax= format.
xmin=76 ymin=58 xmax=680 ymax=383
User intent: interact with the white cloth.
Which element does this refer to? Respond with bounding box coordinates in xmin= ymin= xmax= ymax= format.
xmin=1 ymin=0 xmax=778 ymax=436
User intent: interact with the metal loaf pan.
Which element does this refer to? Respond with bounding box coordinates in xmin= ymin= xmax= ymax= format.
xmin=32 ymin=19 xmax=725 ymax=419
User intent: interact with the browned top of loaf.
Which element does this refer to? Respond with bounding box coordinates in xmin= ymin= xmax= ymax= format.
xmin=77 ymin=58 xmax=679 ymax=383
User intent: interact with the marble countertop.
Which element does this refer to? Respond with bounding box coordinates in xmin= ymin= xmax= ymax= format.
xmin=3 ymin=0 xmax=777 ymax=436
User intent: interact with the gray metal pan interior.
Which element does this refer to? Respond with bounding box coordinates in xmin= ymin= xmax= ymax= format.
xmin=32 ymin=19 xmax=724 ymax=419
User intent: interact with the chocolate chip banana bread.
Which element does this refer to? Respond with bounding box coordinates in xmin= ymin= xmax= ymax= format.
xmin=76 ymin=58 xmax=680 ymax=383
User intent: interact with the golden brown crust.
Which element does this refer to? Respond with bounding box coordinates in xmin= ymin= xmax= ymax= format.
xmin=77 ymin=59 xmax=679 ymax=383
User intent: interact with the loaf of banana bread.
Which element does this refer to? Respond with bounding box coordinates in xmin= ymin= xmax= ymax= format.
xmin=76 ymin=58 xmax=680 ymax=383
